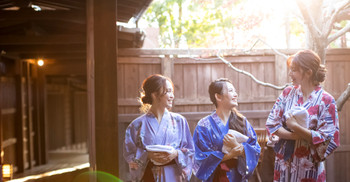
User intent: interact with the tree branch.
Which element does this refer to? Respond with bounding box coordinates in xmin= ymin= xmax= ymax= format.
xmin=217 ymin=53 xmax=289 ymax=90
xmin=296 ymin=0 xmax=322 ymax=37
xmin=245 ymin=38 xmax=289 ymax=59
xmin=328 ymin=22 xmax=350 ymax=44
xmin=325 ymin=1 xmax=350 ymax=36
xmin=336 ymin=83 xmax=350 ymax=112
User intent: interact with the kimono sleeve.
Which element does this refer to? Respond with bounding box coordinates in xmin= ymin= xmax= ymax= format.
xmin=123 ymin=120 xmax=148 ymax=180
xmin=193 ymin=124 xmax=224 ymax=181
xmin=266 ymin=86 xmax=293 ymax=135
xmin=174 ymin=115 xmax=195 ymax=181
xmin=237 ymin=119 xmax=261 ymax=181
xmin=310 ymin=93 xmax=340 ymax=162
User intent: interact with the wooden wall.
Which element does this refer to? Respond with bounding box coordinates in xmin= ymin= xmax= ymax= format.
xmin=117 ymin=48 xmax=350 ymax=182
xmin=0 ymin=57 xmax=39 ymax=173
xmin=1 ymin=48 xmax=349 ymax=181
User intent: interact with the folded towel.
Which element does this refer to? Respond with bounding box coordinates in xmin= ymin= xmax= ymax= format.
xmin=284 ymin=106 xmax=309 ymax=128
xmin=222 ymin=130 xmax=249 ymax=154
xmin=145 ymin=145 xmax=176 ymax=165
xmin=145 ymin=145 xmax=175 ymax=154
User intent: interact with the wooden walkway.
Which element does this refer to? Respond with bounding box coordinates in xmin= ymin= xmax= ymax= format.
xmin=10 ymin=151 xmax=89 ymax=181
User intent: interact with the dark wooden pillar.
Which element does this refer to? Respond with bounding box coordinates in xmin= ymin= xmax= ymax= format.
xmin=86 ymin=0 xmax=119 ymax=177
xmin=37 ymin=66 xmax=47 ymax=165
xmin=15 ymin=60 xmax=25 ymax=172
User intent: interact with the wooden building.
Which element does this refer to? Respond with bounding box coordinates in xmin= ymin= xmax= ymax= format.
xmin=0 ymin=0 xmax=152 ymax=180
xmin=1 ymin=1 xmax=350 ymax=182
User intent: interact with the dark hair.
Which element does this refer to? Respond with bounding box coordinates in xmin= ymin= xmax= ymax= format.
xmin=287 ymin=50 xmax=327 ymax=85
xmin=139 ymin=74 xmax=173 ymax=112
xmin=208 ymin=78 xmax=246 ymax=134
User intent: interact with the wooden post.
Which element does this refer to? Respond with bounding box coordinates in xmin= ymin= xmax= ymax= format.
xmin=274 ymin=54 xmax=288 ymax=86
xmin=15 ymin=60 xmax=25 ymax=172
xmin=37 ymin=66 xmax=47 ymax=164
xmin=31 ymin=64 xmax=42 ymax=165
xmin=87 ymin=0 xmax=119 ymax=177
xmin=161 ymin=55 xmax=173 ymax=79
xmin=25 ymin=62 xmax=34 ymax=168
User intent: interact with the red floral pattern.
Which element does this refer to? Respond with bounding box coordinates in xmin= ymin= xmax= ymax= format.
xmin=274 ymin=170 xmax=280 ymax=181
xmin=266 ymin=86 xmax=339 ymax=182
xmin=317 ymin=170 xmax=326 ymax=182
xmin=308 ymin=105 xmax=319 ymax=116
xmin=312 ymin=136 xmax=324 ymax=144
xmin=295 ymin=146 xmax=309 ymax=158
xmin=334 ymin=130 xmax=340 ymax=146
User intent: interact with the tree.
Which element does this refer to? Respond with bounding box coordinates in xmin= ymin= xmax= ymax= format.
xmin=294 ymin=0 xmax=350 ymax=110
xmin=142 ymin=0 xmax=265 ymax=48
xmin=296 ymin=0 xmax=350 ymax=64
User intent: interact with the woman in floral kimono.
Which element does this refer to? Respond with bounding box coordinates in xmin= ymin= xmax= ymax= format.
xmin=193 ymin=78 xmax=261 ymax=182
xmin=123 ymin=74 xmax=194 ymax=182
xmin=266 ymin=50 xmax=340 ymax=182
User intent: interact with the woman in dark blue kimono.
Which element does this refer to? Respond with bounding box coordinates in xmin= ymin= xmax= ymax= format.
xmin=193 ymin=78 xmax=261 ymax=182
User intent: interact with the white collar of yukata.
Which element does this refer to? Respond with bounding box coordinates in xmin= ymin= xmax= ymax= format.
xmin=295 ymin=85 xmax=322 ymax=99
xmin=146 ymin=108 xmax=170 ymax=117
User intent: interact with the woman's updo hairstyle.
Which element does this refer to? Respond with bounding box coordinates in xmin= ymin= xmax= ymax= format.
xmin=139 ymin=74 xmax=173 ymax=113
xmin=288 ymin=50 xmax=327 ymax=85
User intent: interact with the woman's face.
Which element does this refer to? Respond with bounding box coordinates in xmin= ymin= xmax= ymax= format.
xmin=156 ymin=80 xmax=174 ymax=109
xmin=289 ymin=61 xmax=307 ymax=86
xmin=220 ymin=82 xmax=238 ymax=108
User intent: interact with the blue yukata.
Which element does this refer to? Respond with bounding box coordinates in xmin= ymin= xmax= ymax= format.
xmin=193 ymin=111 xmax=261 ymax=182
xmin=123 ymin=109 xmax=194 ymax=181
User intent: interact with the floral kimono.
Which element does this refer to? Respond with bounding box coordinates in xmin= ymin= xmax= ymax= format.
xmin=266 ymin=85 xmax=340 ymax=182
xmin=123 ymin=109 xmax=194 ymax=181
xmin=193 ymin=112 xmax=261 ymax=182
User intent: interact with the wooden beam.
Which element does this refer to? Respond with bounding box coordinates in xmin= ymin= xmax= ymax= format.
xmin=18 ymin=52 xmax=86 ymax=60
xmin=2 ymin=138 xmax=17 ymax=148
xmin=0 ymin=35 xmax=85 ymax=45
xmin=118 ymin=110 xmax=271 ymax=123
xmin=0 ymin=10 xmax=85 ymax=24
xmin=0 ymin=44 xmax=85 ymax=53
xmin=44 ymin=61 xmax=86 ymax=76
xmin=118 ymin=48 xmax=300 ymax=57
xmin=0 ymin=108 xmax=16 ymax=115
xmin=117 ymin=97 xmax=277 ymax=106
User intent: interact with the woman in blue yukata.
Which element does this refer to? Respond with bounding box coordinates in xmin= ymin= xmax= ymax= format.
xmin=123 ymin=74 xmax=194 ymax=182
xmin=193 ymin=78 xmax=261 ymax=182
xmin=266 ymin=50 xmax=340 ymax=182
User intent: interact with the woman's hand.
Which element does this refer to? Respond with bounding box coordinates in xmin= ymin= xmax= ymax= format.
xmin=128 ymin=161 xmax=139 ymax=170
xmin=148 ymin=150 xmax=178 ymax=165
xmin=286 ymin=113 xmax=299 ymax=131
xmin=223 ymin=133 xmax=240 ymax=148
xmin=222 ymin=144 xmax=244 ymax=161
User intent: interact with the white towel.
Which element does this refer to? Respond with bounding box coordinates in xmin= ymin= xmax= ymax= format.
xmin=266 ymin=107 xmax=309 ymax=148
xmin=284 ymin=106 xmax=309 ymax=128
xmin=145 ymin=145 xmax=175 ymax=154
xmin=222 ymin=130 xmax=249 ymax=154
xmin=145 ymin=145 xmax=176 ymax=165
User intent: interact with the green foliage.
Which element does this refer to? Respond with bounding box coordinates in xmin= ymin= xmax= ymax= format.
xmin=141 ymin=0 xmax=272 ymax=48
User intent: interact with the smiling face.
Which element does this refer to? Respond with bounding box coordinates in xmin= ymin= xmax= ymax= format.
xmin=219 ymin=82 xmax=238 ymax=109
xmin=289 ymin=60 xmax=311 ymax=86
xmin=155 ymin=80 xmax=174 ymax=109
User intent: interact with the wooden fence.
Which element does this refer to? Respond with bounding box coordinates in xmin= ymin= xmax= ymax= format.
xmin=117 ymin=48 xmax=350 ymax=181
